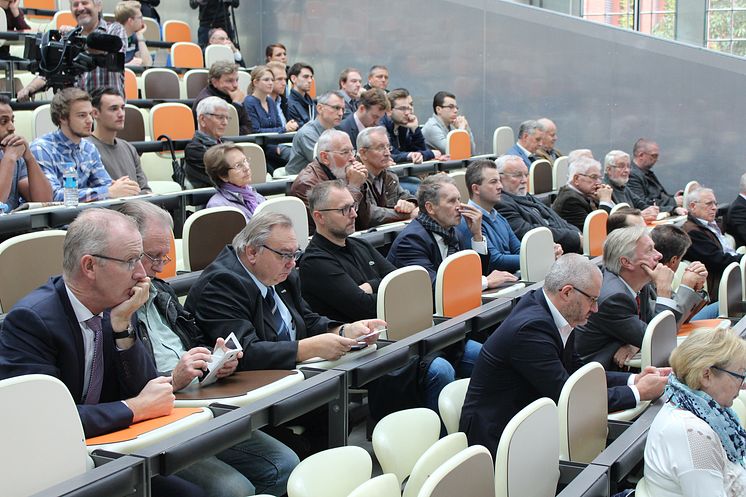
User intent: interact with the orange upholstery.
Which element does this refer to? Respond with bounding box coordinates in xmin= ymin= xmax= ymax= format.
xmin=124 ymin=68 xmax=138 ymax=100
xmin=162 ymin=20 xmax=192 ymax=43
xmin=436 ymin=251 xmax=483 ymax=317
xmin=150 ymin=103 xmax=195 ymax=141
xmin=24 ymin=0 xmax=56 ymax=19
xmin=446 ymin=130 xmax=471 ymax=160
xmin=171 ymin=42 xmax=204 ymax=69
xmin=53 ymin=10 xmax=76 ymax=29
xmin=86 ymin=408 xmax=203 ymax=445
xmin=584 ymin=210 xmax=608 ymax=257
xmin=309 ymin=78 xmax=317 ymax=99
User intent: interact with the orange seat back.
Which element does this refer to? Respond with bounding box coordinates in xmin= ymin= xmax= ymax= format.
xmin=159 ymin=233 xmax=177 ymax=279
xmin=437 ymin=251 xmax=482 ymax=317
xmin=163 ymin=21 xmax=192 ymax=43
xmin=124 ymin=68 xmax=138 ymax=100
xmin=54 ymin=11 xmax=76 ymax=29
xmin=447 ymin=129 xmax=471 ymax=160
xmin=150 ymin=103 xmax=195 ymax=141
xmin=171 ymin=42 xmax=204 ymax=69
xmin=586 ymin=210 xmax=608 ymax=257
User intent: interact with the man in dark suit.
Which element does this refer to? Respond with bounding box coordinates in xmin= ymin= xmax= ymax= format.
xmin=682 ymin=187 xmax=743 ymax=301
xmin=505 ymin=119 xmax=544 ymax=168
xmin=336 ymin=87 xmax=388 ymax=150
xmin=387 ymin=174 xmax=517 ymax=289
xmin=460 ymin=253 xmax=669 ymax=457
xmin=552 ymin=156 xmax=613 ymax=230
xmin=575 ymin=226 xmax=704 ymax=370
xmin=603 ymin=150 xmax=660 ymax=222
xmin=626 ymin=138 xmax=686 ymax=215
xmin=185 ymin=210 xmax=384 ymax=371
xmin=726 ymin=173 xmax=746 ymax=248
xmin=494 ymin=155 xmax=583 ymax=253
xmin=0 ymin=208 xmax=204 ymax=497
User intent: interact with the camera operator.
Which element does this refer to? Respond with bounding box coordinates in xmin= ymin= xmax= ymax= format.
xmin=189 ymin=0 xmax=239 ymax=48
xmin=17 ymin=0 xmax=126 ymax=101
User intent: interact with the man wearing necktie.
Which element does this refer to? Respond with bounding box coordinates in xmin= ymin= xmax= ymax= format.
xmin=575 ymin=226 xmax=703 ymax=371
xmin=0 ymin=208 xmax=205 ymax=497
xmin=185 ymin=210 xmax=385 ymax=372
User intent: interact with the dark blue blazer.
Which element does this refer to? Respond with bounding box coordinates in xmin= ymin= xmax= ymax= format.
xmin=505 ymin=143 xmax=533 ymax=168
xmin=336 ymin=113 xmax=362 ymax=150
xmin=386 ymin=218 xmax=488 ymax=286
xmin=243 ymin=95 xmax=284 ymax=133
xmin=0 ymin=276 xmax=155 ymax=438
xmin=286 ymin=89 xmax=315 ymax=127
xmin=459 ymin=289 xmax=636 ymax=457
xmin=381 ymin=114 xmax=435 ymax=163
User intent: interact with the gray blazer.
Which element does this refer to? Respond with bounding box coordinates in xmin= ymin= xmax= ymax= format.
xmin=575 ymin=268 xmax=703 ymax=369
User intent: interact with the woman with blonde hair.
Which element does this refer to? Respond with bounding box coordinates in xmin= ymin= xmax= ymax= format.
xmin=644 ymin=327 xmax=746 ymax=496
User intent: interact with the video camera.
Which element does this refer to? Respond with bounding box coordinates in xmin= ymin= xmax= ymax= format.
xmin=23 ymin=27 xmax=124 ymax=92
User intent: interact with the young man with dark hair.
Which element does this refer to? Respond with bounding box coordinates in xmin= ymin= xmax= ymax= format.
xmin=287 ymin=62 xmax=315 ymax=127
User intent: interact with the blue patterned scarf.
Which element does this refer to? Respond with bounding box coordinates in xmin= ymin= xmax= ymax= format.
xmin=666 ymin=374 xmax=746 ymax=467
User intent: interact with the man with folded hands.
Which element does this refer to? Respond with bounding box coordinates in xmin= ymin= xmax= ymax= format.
xmin=118 ymin=200 xmax=298 ymax=497
xmin=0 ymin=208 xmax=205 ymax=497
xmin=461 ymin=253 xmax=669 ymax=457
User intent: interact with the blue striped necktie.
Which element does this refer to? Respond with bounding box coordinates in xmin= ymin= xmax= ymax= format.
xmin=265 ymin=287 xmax=290 ymax=341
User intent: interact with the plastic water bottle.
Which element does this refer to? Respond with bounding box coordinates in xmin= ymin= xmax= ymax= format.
xmin=63 ymin=162 xmax=78 ymax=207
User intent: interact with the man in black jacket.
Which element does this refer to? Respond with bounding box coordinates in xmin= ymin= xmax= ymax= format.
xmin=192 ymin=60 xmax=251 ymax=135
xmin=190 ymin=0 xmax=239 ymax=48
xmin=185 ymin=96 xmax=229 ymax=188
xmin=118 ymin=200 xmax=299 ymax=497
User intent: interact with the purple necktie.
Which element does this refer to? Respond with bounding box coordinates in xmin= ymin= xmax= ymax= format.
xmin=85 ymin=315 xmax=104 ymax=404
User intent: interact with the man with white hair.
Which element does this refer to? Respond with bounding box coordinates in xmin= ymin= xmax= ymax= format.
xmin=533 ymin=117 xmax=562 ymax=163
xmin=505 ymin=120 xmax=544 ymax=168
xmin=575 ymin=226 xmax=703 ymax=370
xmin=552 ymin=156 xmax=613 ymax=230
xmin=290 ymin=129 xmax=370 ymax=230
xmin=358 ymin=126 xmax=418 ymax=229
xmin=603 ymin=150 xmax=659 ymax=222
xmin=682 ymin=187 xmax=743 ymax=300
xmin=16 ymin=0 xmax=127 ymax=100
xmin=184 ymin=96 xmax=231 ymax=188
xmin=494 ymin=155 xmax=582 ymax=253
xmin=726 ymin=172 xmax=746 ymax=248
xmin=460 ymin=253 xmax=669 ymax=457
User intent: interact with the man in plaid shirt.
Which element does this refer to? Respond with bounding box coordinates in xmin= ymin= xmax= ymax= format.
xmin=30 ymin=88 xmax=140 ymax=202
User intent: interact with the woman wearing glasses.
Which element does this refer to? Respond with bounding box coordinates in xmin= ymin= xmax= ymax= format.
xmin=643 ymin=327 xmax=746 ymax=496
xmin=204 ymin=142 xmax=265 ymax=221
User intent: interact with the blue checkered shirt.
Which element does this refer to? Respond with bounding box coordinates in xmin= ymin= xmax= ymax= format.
xmin=31 ymin=129 xmax=112 ymax=202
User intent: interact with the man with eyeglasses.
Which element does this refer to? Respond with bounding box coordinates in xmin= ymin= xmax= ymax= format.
xmin=358 ymin=126 xmax=418 ymax=229
xmin=552 ymin=156 xmax=613 ymax=230
xmin=117 ymin=200 xmax=299 ymax=497
xmin=575 ymin=226 xmax=701 ymax=370
xmin=186 ymin=210 xmax=385 ymax=370
xmin=382 ymin=88 xmax=441 ymax=164
xmin=286 ymin=90 xmax=346 ymax=174
xmin=290 ymin=129 xmax=369 ymax=231
xmin=192 ymin=60 xmax=252 ymax=136
xmin=682 ymin=187 xmax=743 ymax=301
xmin=494 ymin=155 xmax=582 ymax=253
xmin=627 ymin=138 xmax=686 ymax=214
xmin=336 ymin=88 xmax=389 ymax=151
xmin=185 ymin=96 xmax=231 ymax=188
xmin=0 ymin=208 xmax=207 ymax=497
xmin=603 ymin=150 xmax=659 ymax=222
xmin=461 ymin=253 xmax=668 ymax=458
xmin=422 ymin=90 xmax=474 ymax=155
xmin=505 ymin=120 xmax=544 ymax=168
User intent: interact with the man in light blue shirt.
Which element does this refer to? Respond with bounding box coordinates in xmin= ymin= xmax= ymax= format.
xmin=30 ymin=88 xmax=140 ymax=202
xmin=458 ymin=159 xmax=562 ymax=273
